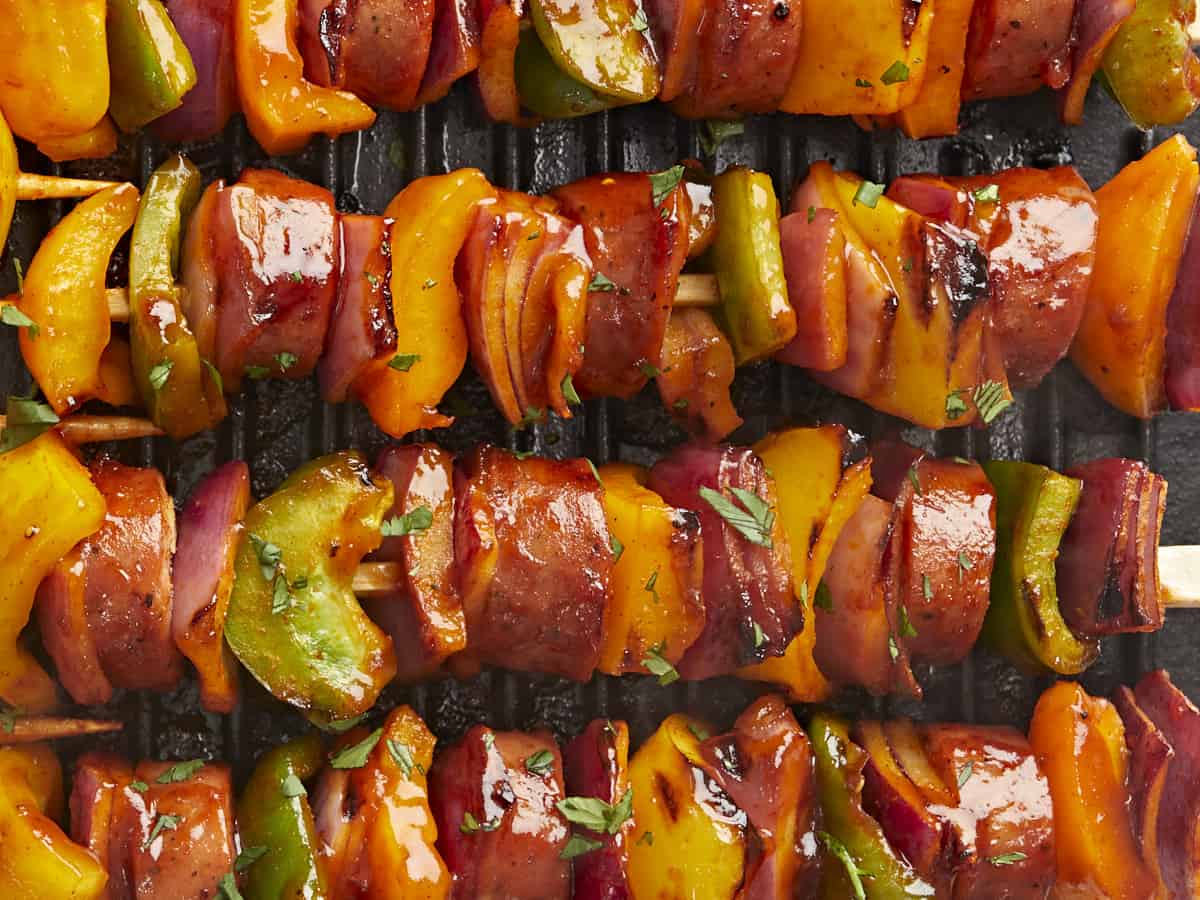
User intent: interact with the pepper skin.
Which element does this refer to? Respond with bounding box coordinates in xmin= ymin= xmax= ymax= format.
xmin=781 ymin=0 xmax=934 ymax=116
xmin=129 ymin=155 xmax=227 ymax=439
xmin=319 ymin=707 xmax=451 ymax=899
xmin=980 ymin=460 xmax=1099 ymax=674
xmin=355 ymin=170 xmax=497 ymax=438
xmin=238 ymin=734 xmax=332 ymax=900
xmin=1029 ymin=682 xmax=1159 ymax=899
xmin=738 ymin=426 xmax=871 ymax=701
xmin=34 ymin=118 xmax=118 ymax=163
xmin=0 ymin=113 xmax=16 ymax=258
xmin=1071 ymin=135 xmax=1200 ymax=418
xmin=627 ymin=714 xmax=746 ymax=898
xmin=1102 ymin=0 xmax=1200 ymax=128
xmin=808 ymin=714 xmax=936 ymax=899
xmin=233 ymin=0 xmax=376 ymax=155
xmin=0 ymin=1 xmax=109 ymax=141
xmin=17 ymin=183 xmax=140 ymax=416
xmin=596 ymin=462 xmax=705 ymax=676
xmin=708 ymin=166 xmax=797 ymax=364
xmin=0 ymin=432 xmax=106 ymax=714
xmin=224 ymin=451 xmax=397 ymax=729
xmin=107 ymin=0 xmax=199 ymax=132
xmin=0 ymin=745 xmax=107 ymax=900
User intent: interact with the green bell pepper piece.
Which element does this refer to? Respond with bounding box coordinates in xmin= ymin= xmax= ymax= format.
xmin=225 ymin=451 xmax=397 ymax=729
xmin=1101 ymin=0 xmax=1200 ymax=128
xmin=515 ymin=27 xmax=625 ymax=119
xmin=809 ymin=714 xmax=936 ymax=899
xmin=528 ymin=0 xmax=660 ymax=102
xmin=708 ymin=167 xmax=798 ymax=364
xmin=129 ymin=154 xmax=226 ymax=440
xmin=238 ymin=734 xmax=331 ymax=900
xmin=980 ymin=461 xmax=1099 ymax=675
xmin=107 ymin=0 xmax=198 ymax=132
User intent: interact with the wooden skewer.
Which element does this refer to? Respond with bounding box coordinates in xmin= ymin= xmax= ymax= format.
xmin=15 ymin=173 xmax=121 ymax=201
xmin=0 ymin=414 xmax=163 ymax=442
xmin=0 ymin=715 xmax=123 ymax=745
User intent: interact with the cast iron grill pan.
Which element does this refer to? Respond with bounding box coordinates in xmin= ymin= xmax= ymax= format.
xmin=1 ymin=85 xmax=1197 ymax=780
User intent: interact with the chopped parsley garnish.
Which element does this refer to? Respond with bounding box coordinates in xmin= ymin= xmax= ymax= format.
xmin=649 ymin=165 xmax=686 ymax=208
xmin=525 ymin=749 xmax=555 ymax=777
xmin=818 ymin=831 xmax=870 ymax=900
xmin=330 ymin=728 xmax=384 ymax=770
xmin=274 ymin=351 xmax=298 ymax=372
xmin=644 ymin=568 xmax=661 ymax=604
xmin=560 ymin=834 xmax=604 ymax=859
xmin=148 ymin=359 xmax=174 ymax=392
xmin=0 ymin=304 xmax=38 ymax=338
xmin=143 ymin=813 xmax=181 ymax=850
xmin=899 ymin=604 xmax=918 ymax=638
xmin=972 ymin=183 xmax=1001 ymax=204
xmin=0 ymin=396 xmax=59 ymax=453
xmin=156 ymin=759 xmax=205 ymax=784
xmin=561 ymin=373 xmax=581 ymax=406
xmin=557 ymin=790 xmax=633 ymax=834
xmin=698 ymin=486 xmax=774 ymax=548
xmin=382 ymin=505 xmax=433 ymax=537
xmin=642 ymin=640 xmax=679 ymax=686
xmin=880 ymin=60 xmax=910 ymax=84
xmin=388 ymin=353 xmax=420 ymax=372
xmin=588 ymin=272 xmax=617 ymax=292
xmin=853 ymin=180 xmax=885 ymax=208
xmin=388 ymin=739 xmax=424 ymax=777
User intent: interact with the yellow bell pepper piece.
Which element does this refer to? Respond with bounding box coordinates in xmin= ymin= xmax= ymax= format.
xmin=738 ymin=427 xmax=871 ymax=701
xmin=896 ymin=0 xmax=975 ymax=139
xmin=597 ymin=463 xmax=705 ymax=676
xmin=0 ymin=112 xmax=16 ymax=255
xmin=781 ymin=0 xmax=935 ymax=115
xmin=628 ymin=714 xmax=745 ymax=899
xmin=33 ymin=118 xmax=119 ymax=164
xmin=17 ymin=183 xmax=140 ymax=415
xmin=1071 ymin=134 xmax=1200 ymax=418
xmin=0 ymin=745 xmax=107 ymax=900
xmin=0 ymin=0 xmax=109 ymax=141
xmin=0 ymin=433 xmax=106 ymax=713
xmin=234 ymin=0 xmax=376 ymax=155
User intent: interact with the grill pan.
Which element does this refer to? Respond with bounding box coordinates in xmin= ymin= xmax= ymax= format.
xmin=2 ymin=83 xmax=1198 ymax=781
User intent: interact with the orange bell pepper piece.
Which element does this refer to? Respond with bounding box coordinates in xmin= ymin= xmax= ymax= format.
xmin=596 ymin=463 xmax=706 ymax=675
xmin=325 ymin=707 xmax=450 ymax=899
xmin=737 ymin=427 xmax=871 ymax=701
xmin=1072 ymin=135 xmax=1200 ymax=418
xmin=17 ymin=183 xmax=140 ymax=415
xmin=781 ymin=0 xmax=935 ymax=115
xmin=233 ymin=0 xmax=376 ymax=155
xmin=895 ymin=0 xmax=975 ymax=138
xmin=0 ymin=113 xmax=16 ymax=255
xmin=355 ymin=170 xmax=497 ymax=437
xmin=1029 ymin=682 xmax=1160 ymax=899
xmin=0 ymin=0 xmax=109 ymax=142
xmin=0 ymin=744 xmax=107 ymax=900
xmin=34 ymin=118 xmax=119 ymax=164
xmin=0 ymin=432 xmax=106 ymax=714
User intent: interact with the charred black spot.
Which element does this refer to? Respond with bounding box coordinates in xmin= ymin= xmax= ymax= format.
xmin=901 ymin=0 xmax=923 ymax=43
xmin=773 ymin=2 xmax=789 ymax=18
xmin=923 ymin=221 xmax=990 ymax=323
xmin=1098 ymin=567 xmax=1128 ymax=624
xmin=654 ymin=771 xmax=680 ymax=822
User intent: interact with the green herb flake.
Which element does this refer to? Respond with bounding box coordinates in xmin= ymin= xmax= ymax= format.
xmin=365 ymin=272 xmax=380 ymax=288
xmin=752 ymin=620 xmax=766 ymax=649
xmin=700 ymin=119 xmax=745 ymax=155
xmin=908 ymin=465 xmax=922 ymax=495
xmin=422 ymin=278 xmax=437 ymax=290
xmin=387 ymin=739 xmax=423 ymax=778
xmin=235 ymin=846 xmax=268 ymax=872
xmin=649 ymin=165 xmax=686 ymax=208
xmin=330 ymin=728 xmax=384 ymax=770
xmin=922 ymin=574 xmax=933 ymax=601
xmin=973 ymin=183 xmax=1001 ymax=204
xmin=388 ymin=353 xmax=421 ymax=372
xmin=128 ymin=780 xmax=149 ymax=793
xmin=630 ymin=7 xmax=650 ymax=31
xmin=288 ymin=271 xmax=303 ymax=283
xmin=818 ymin=831 xmax=870 ymax=900
xmin=807 ymin=205 xmax=817 ymax=223
xmin=642 ymin=641 xmax=679 ymax=686
xmin=143 ymin=813 xmax=181 ymax=850
xmin=525 ymin=749 xmax=555 ymax=777
xmin=0 ymin=304 xmax=38 ymax=338
xmin=610 ymin=533 xmax=624 ymax=562
xmin=148 ymin=359 xmax=174 ymax=392
xmin=245 ymin=365 xmax=270 ymax=380
xmin=853 ymin=180 xmax=885 ymax=209
xmin=989 ymin=852 xmax=1027 ymax=866
xmin=156 ymin=759 xmax=205 ymax=784
xmin=698 ymin=486 xmax=774 ymax=548
xmin=281 ymin=773 xmax=307 ymax=798
xmin=556 ymin=790 xmax=633 ymax=835
xmin=957 ymin=550 xmax=972 ymax=583
xmin=645 ymin=568 xmax=661 ymax=605
xmin=560 ymin=834 xmax=604 ymax=859
xmin=973 ymin=380 xmax=1011 ymax=425
xmin=0 ymin=396 xmax=60 ymax=453
xmin=275 ymin=351 xmax=298 ymax=372
xmin=271 ymin=574 xmax=292 ymax=614
xmin=562 ymin=373 xmax=581 ymax=406
xmin=586 ymin=458 xmax=603 ymax=485
xmin=672 ymin=398 xmax=689 ymax=411
xmin=638 ymin=361 xmax=662 ymax=378
xmin=516 ymin=407 xmax=545 ymax=429
xmin=888 ymin=635 xmax=900 ymax=661
xmin=459 ymin=811 xmax=501 ymax=834
xmin=588 ymin=272 xmax=617 ymax=292
xmin=381 ymin=505 xmax=434 ymax=538
xmin=799 ymin=581 xmax=810 ymax=610
xmin=899 ymin=604 xmax=918 ymax=638
xmin=12 ymin=258 xmax=23 ymax=295
xmin=881 ymin=60 xmax=910 ymax=84
xmin=202 ymin=359 xmax=224 ymax=394
xmin=637 ymin=830 xmax=654 ymax=846
xmin=855 ymin=77 xmax=874 ymax=88
xmin=218 ymin=872 xmax=244 ymax=900
xmin=248 ymin=533 xmax=282 ymax=582
xmin=945 ymin=389 xmax=970 ymax=421
xmin=957 ymin=761 xmax=973 ymax=789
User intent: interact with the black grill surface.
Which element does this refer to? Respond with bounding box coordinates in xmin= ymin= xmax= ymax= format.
xmin=3 ymin=86 xmax=1199 ymax=778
